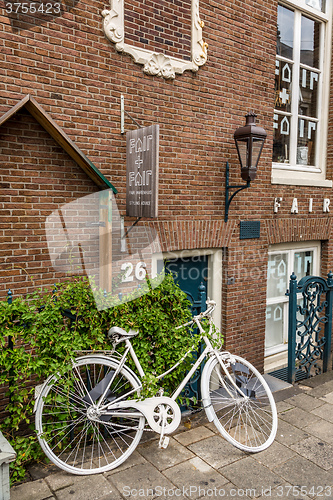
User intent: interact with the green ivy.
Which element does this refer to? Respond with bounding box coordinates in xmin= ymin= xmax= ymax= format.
xmin=0 ymin=273 xmax=219 ymax=483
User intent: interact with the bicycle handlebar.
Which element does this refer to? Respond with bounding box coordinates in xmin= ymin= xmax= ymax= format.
xmin=175 ymin=298 xmax=216 ymax=330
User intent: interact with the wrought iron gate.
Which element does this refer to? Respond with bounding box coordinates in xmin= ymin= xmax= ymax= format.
xmin=286 ymin=272 xmax=333 ymax=384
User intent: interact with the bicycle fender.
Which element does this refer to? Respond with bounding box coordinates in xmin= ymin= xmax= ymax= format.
xmin=201 ymin=355 xmax=220 ymax=423
xmin=33 ymin=373 xmax=55 ymax=413
xmin=73 ymin=355 xmax=142 ymax=387
xmin=33 ymin=355 xmax=141 ymax=413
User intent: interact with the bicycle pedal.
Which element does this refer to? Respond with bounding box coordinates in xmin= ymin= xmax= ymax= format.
xmin=158 ymin=436 xmax=169 ymax=449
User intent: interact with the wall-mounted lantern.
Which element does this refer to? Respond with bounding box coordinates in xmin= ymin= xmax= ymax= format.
xmin=225 ymin=112 xmax=267 ymax=222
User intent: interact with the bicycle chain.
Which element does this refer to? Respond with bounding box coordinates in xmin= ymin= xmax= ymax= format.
xmin=101 ymin=420 xmax=156 ymax=433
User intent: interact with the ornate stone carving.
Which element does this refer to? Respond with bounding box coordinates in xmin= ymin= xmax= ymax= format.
xmin=102 ymin=0 xmax=208 ymax=79
xmin=143 ymin=54 xmax=175 ymax=80
xmin=101 ymin=4 xmax=124 ymax=44
xmin=192 ymin=0 xmax=208 ymax=67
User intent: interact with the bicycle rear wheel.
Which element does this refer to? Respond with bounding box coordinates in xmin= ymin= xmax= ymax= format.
xmin=201 ymin=354 xmax=277 ymax=453
xmin=35 ymin=356 xmax=145 ymax=474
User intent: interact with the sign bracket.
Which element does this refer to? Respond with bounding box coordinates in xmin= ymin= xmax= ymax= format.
xmin=123 ymin=217 xmax=142 ymax=238
xmin=121 ymin=95 xmax=144 ymax=134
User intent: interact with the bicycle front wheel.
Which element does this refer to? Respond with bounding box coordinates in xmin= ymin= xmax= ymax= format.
xmin=201 ymin=354 xmax=277 ymax=453
xmin=35 ymin=356 xmax=145 ymax=475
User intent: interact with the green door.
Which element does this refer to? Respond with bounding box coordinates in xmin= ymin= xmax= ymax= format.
xmin=165 ymin=255 xmax=208 ymax=313
xmin=165 ymin=255 xmax=208 ymax=411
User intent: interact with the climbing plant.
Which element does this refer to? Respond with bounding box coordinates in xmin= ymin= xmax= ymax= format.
xmin=0 ymin=273 xmax=209 ymax=483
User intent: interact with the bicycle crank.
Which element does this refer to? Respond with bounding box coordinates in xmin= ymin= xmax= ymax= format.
xmin=105 ymin=396 xmax=181 ymax=435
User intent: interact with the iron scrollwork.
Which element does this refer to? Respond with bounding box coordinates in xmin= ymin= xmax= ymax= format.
xmin=295 ymin=279 xmax=328 ymax=379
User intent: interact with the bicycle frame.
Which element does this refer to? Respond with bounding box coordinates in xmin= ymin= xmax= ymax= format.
xmin=170 ymin=314 xmax=244 ymax=402
xmin=96 ymin=300 xmax=246 ymax=422
xmin=97 ymin=306 xmax=219 ymax=413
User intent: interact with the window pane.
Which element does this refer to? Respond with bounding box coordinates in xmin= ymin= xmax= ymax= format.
xmin=305 ymin=0 xmax=326 ymax=14
xmin=297 ymin=118 xmax=317 ymax=165
xmin=251 ymin=138 xmax=265 ymax=168
xmin=277 ymin=5 xmax=294 ymax=60
xmin=275 ymin=60 xmax=292 ymax=113
xmin=299 ymin=68 xmax=319 ymax=118
xmin=267 ymin=253 xmax=288 ymax=298
xmin=273 ymin=114 xmax=290 ymax=163
xmin=293 ymin=250 xmax=313 ymax=278
xmin=301 ymin=15 xmax=320 ymax=68
xmin=236 ymin=139 xmax=248 ymax=170
xmin=265 ymin=303 xmax=285 ymax=348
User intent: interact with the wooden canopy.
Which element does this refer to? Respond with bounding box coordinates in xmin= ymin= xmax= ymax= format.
xmin=0 ymin=95 xmax=117 ymax=192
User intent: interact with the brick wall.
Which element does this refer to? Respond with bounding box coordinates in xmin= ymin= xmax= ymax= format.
xmin=0 ymin=108 xmax=97 ymax=296
xmin=124 ymin=0 xmax=192 ymax=59
xmin=1 ymin=0 xmax=333 ymax=373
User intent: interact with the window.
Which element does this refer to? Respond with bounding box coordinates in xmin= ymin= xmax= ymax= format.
xmin=102 ymin=0 xmax=207 ymax=79
xmin=265 ymin=242 xmax=320 ymax=357
xmin=272 ymin=0 xmax=332 ymax=187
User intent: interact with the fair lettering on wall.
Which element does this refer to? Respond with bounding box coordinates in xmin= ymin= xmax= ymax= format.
xmin=273 ymin=197 xmax=331 ymax=214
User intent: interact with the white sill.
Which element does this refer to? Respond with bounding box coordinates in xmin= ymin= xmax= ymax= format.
xmin=264 ymin=350 xmax=288 ymax=373
xmin=265 ymin=344 xmax=288 ymax=358
xmin=272 ymin=173 xmax=332 ymax=188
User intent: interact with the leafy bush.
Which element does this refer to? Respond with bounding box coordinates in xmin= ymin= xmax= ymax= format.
xmin=0 ymin=273 xmax=203 ymax=483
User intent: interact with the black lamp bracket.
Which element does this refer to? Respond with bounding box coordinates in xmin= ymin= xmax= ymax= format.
xmin=225 ymin=161 xmax=250 ymax=222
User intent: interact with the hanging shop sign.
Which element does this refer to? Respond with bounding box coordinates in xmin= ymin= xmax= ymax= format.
xmin=126 ymin=124 xmax=159 ymax=218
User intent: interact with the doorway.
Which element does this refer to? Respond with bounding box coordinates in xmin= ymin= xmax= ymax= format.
xmin=265 ymin=241 xmax=320 ymax=372
xmin=157 ymin=249 xmax=222 ymax=329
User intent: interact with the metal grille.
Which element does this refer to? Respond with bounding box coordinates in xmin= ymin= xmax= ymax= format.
xmin=239 ymin=221 xmax=260 ymax=239
xmin=268 ymin=367 xmax=307 ymax=383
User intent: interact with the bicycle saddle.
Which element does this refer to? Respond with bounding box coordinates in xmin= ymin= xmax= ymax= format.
xmin=108 ymin=326 xmax=139 ymax=340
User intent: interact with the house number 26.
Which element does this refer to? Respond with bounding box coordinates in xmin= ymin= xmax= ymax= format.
xmin=121 ymin=262 xmax=147 ymax=282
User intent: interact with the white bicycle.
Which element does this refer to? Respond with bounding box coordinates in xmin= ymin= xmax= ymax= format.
xmin=35 ymin=299 xmax=278 ymax=475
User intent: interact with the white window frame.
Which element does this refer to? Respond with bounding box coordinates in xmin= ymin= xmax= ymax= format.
xmin=265 ymin=240 xmax=320 ymax=358
xmin=272 ymin=0 xmax=332 ymax=187
xmin=101 ymin=0 xmax=208 ymax=79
